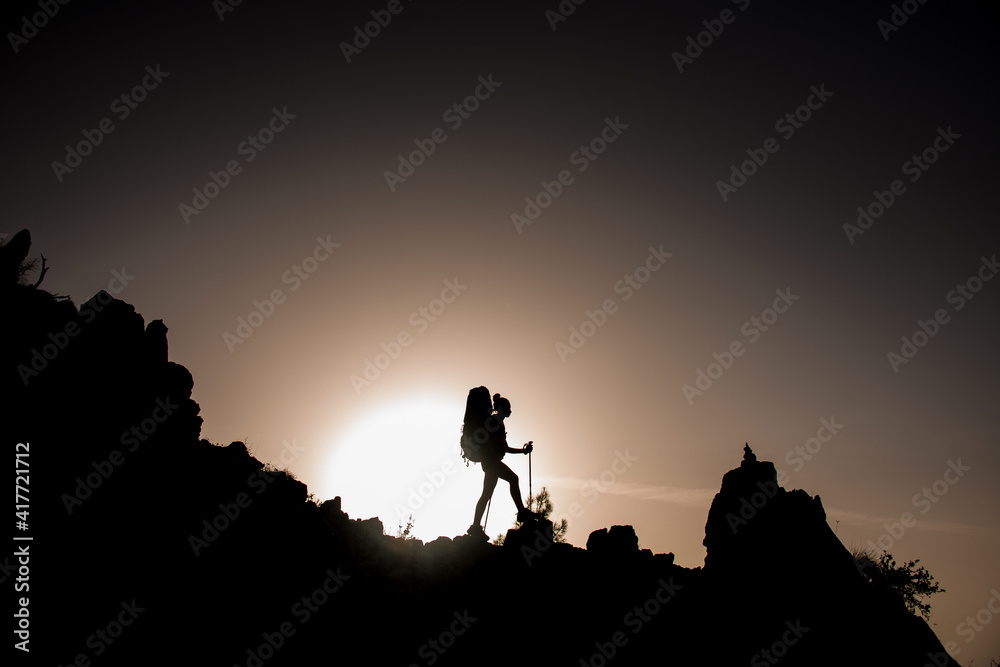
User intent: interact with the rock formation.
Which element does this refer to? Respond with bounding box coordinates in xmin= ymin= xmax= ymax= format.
xmin=2 ymin=230 xmax=958 ymax=666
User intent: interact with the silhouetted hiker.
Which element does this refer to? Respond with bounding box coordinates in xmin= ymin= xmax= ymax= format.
xmin=461 ymin=387 xmax=535 ymax=540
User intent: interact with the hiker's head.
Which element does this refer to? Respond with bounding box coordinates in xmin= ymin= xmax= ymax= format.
xmin=464 ymin=386 xmax=493 ymax=427
xmin=492 ymin=394 xmax=511 ymax=418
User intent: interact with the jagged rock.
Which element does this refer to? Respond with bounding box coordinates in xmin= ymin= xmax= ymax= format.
xmin=356 ymin=516 xmax=384 ymax=539
xmin=704 ymin=455 xmax=781 ymax=568
xmin=653 ymin=552 xmax=675 ymax=568
xmin=502 ymin=517 xmax=555 ymax=563
xmin=586 ymin=527 xmax=608 ymax=551
xmin=610 ymin=524 xmax=639 ymax=552
xmin=426 ymin=535 xmax=453 ymax=549
xmin=226 ymin=441 xmax=249 ymax=456
xmin=587 ymin=524 xmax=640 ymax=559
xmin=3 ymin=230 xmax=960 ymax=667
xmin=693 ymin=447 xmax=958 ymax=666
xmin=144 ymin=319 xmax=168 ymax=364
xmin=0 ymin=229 xmax=31 ymax=285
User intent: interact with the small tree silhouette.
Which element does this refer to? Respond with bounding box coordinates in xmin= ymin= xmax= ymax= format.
xmin=526 ymin=487 xmax=568 ymax=542
xmin=492 ymin=486 xmax=568 ymax=545
xmin=852 ymin=546 xmax=944 ymax=620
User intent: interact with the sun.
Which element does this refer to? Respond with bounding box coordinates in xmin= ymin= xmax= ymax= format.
xmin=324 ymin=396 xmax=501 ymax=542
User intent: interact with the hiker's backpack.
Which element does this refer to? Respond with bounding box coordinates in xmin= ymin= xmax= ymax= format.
xmin=461 ymin=431 xmax=486 ymax=464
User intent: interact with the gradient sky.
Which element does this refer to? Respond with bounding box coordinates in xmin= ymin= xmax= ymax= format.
xmin=5 ymin=0 xmax=998 ymax=662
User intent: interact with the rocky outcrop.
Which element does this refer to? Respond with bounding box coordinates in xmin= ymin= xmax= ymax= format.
xmin=3 ymin=230 xmax=959 ymax=666
xmin=0 ymin=228 xmax=31 ymax=285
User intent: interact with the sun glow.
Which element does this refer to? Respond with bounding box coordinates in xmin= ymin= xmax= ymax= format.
xmin=325 ymin=396 xmax=500 ymax=542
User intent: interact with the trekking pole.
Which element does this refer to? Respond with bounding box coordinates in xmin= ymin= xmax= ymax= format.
xmin=528 ymin=445 xmax=532 ymax=511
xmin=483 ymin=498 xmax=491 ymax=533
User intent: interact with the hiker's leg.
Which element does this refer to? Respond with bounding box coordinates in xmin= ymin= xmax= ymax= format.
xmin=473 ymin=464 xmax=499 ymax=526
xmin=495 ymin=462 xmax=525 ymax=512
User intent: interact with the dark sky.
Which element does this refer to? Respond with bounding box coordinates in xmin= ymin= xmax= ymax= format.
xmin=4 ymin=0 xmax=998 ymax=662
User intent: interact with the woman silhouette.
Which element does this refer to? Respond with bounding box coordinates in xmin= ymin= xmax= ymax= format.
xmin=463 ymin=387 xmax=535 ymax=540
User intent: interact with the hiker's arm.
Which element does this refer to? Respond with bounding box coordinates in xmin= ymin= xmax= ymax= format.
xmin=501 ymin=442 xmax=527 ymax=454
xmin=505 ymin=441 xmax=532 ymax=454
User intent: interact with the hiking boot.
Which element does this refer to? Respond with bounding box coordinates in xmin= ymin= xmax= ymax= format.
xmin=517 ymin=508 xmax=540 ymax=523
xmin=467 ymin=524 xmax=488 ymax=541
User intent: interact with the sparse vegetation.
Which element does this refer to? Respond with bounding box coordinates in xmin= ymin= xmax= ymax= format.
xmin=395 ymin=514 xmax=417 ymax=540
xmin=851 ymin=545 xmax=944 ymax=620
xmin=492 ymin=486 xmax=567 ymax=546
xmin=17 ymin=255 xmax=41 ymax=285
xmin=0 ymin=234 xmax=47 ymax=287
xmin=526 ymin=487 xmax=568 ymax=542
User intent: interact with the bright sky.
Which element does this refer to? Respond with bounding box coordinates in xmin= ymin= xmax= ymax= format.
xmin=5 ymin=0 xmax=998 ymax=663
